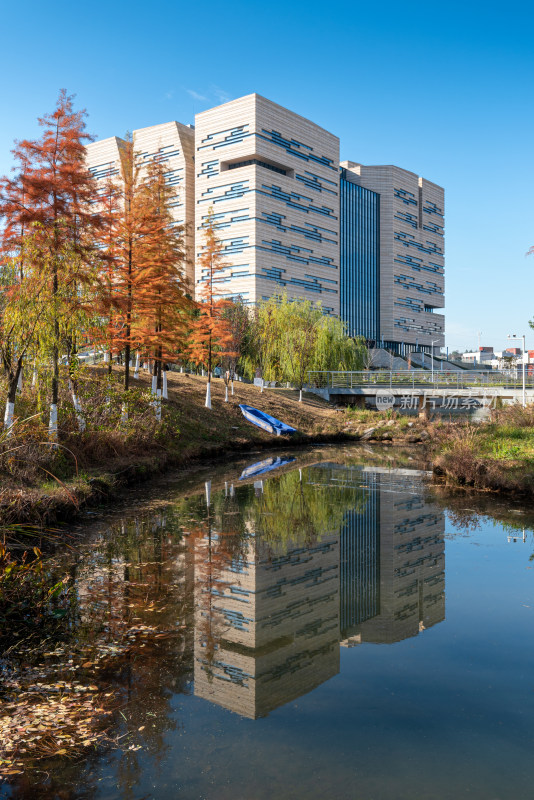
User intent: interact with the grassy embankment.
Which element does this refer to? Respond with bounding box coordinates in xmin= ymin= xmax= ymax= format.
xmin=432 ymin=403 xmax=534 ymax=496
xmin=0 ymin=367 xmax=432 ymax=525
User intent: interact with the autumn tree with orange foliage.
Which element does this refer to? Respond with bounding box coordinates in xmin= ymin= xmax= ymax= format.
xmin=0 ymin=90 xmax=99 ymax=437
xmin=91 ymin=175 xmax=124 ymax=374
xmin=102 ymin=139 xmax=190 ymax=392
xmin=189 ymin=209 xmax=234 ymax=409
xmin=132 ymin=157 xmax=190 ymax=392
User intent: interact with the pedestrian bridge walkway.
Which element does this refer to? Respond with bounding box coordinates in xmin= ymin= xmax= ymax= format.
xmin=306 ymin=370 xmax=533 ymax=407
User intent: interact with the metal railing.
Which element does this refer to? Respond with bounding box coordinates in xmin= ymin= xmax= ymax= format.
xmin=306 ymin=370 xmax=534 ymax=390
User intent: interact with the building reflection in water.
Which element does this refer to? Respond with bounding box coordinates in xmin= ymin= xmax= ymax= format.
xmin=191 ymin=464 xmax=445 ymax=718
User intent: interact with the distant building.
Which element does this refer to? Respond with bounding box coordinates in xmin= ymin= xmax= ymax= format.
xmin=461 ymin=347 xmax=494 ymax=365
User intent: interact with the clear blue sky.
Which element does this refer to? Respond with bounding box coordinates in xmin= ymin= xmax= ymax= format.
xmin=1 ymin=0 xmax=532 ymax=352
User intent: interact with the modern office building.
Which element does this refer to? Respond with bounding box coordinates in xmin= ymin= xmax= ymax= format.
xmin=85 ymin=121 xmax=196 ymax=288
xmin=194 ymin=94 xmax=341 ymax=312
xmin=188 ymin=463 xmax=445 ymax=717
xmin=340 ymin=162 xmax=445 ymax=353
xmin=339 ymin=467 xmax=445 ymax=646
xmin=193 ymin=520 xmax=340 ymax=719
xmin=339 ymin=171 xmax=380 ymax=342
xmin=85 ymin=94 xmax=445 ymax=353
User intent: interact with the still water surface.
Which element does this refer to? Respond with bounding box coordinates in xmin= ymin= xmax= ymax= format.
xmin=4 ymin=447 xmax=534 ymax=799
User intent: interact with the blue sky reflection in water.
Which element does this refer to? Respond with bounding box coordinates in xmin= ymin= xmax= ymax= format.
xmin=4 ymin=455 xmax=534 ymax=800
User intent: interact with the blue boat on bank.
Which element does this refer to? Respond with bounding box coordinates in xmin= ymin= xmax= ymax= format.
xmin=238 ymin=404 xmax=297 ymax=436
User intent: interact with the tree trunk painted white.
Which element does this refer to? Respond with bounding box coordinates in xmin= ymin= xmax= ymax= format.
xmin=205 ymin=381 xmax=212 ymax=409
xmin=3 ymin=400 xmax=15 ymax=437
xmin=151 ymin=375 xmax=157 ymax=395
xmin=205 ymin=480 xmax=211 ymax=507
xmin=103 ymin=352 xmax=109 ymax=363
xmin=260 ymin=379 xmax=264 ymax=393
xmin=299 ymin=389 xmax=303 ymax=402
xmin=134 ymin=351 xmax=140 ymax=379
xmin=162 ymin=371 xmax=168 ymax=400
xmin=231 ymin=380 xmax=234 ymax=396
xmin=180 ymin=366 xmax=184 ymax=373
xmin=201 ymin=369 xmax=205 ymax=377
xmin=225 ymin=385 xmax=229 ymax=402
xmin=48 ymin=404 xmax=58 ymax=442
xmin=155 ymin=389 xmax=162 ymax=421
xmin=121 ymin=403 xmax=128 ymax=423
xmin=71 ymin=393 xmax=86 ymax=432
xmin=17 ymin=371 xmax=22 ymax=393
xmin=32 ymin=367 xmax=37 ymax=388
xmin=224 ymin=481 xmax=228 ymax=497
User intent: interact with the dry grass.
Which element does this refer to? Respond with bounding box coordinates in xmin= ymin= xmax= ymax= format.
xmin=432 ymin=406 xmax=534 ymax=496
xmin=0 ymin=365 xmax=437 ymax=525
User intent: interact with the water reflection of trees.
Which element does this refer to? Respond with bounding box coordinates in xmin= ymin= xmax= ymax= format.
xmin=251 ymin=467 xmax=367 ymax=550
xmin=7 ymin=464 xmax=369 ymax=798
xmin=8 ymin=508 xmax=194 ymax=800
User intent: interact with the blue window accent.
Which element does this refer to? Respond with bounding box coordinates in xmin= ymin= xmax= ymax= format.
xmin=339 ymin=174 xmax=380 ymax=341
xmin=218 ymin=235 xmax=250 ymax=255
xmin=395 ymin=231 xmax=443 ymax=256
xmin=89 ymin=162 xmax=119 ymax=181
xmin=198 ymin=125 xmax=250 ymax=150
xmin=422 ymin=222 xmax=444 ymax=237
xmin=394 ymin=187 xmax=417 ymax=206
xmin=394 ymin=297 xmax=424 ymax=312
xmin=200 ymin=207 xmax=250 ymax=229
xmin=423 ymin=201 xmax=444 ymax=218
xmin=257 ymin=212 xmax=338 ymax=244
xmin=228 ymin=158 xmax=287 ymax=175
xmin=295 ymin=171 xmax=337 ymax=195
xmin=258 ymin=129 xmax=336 ymax=170
xmin=137 ymin=146 xmax=181 ymax=165
xmin=258 ymin=239 xmax=334 ymax=268
xmin=197 ymin=159 xmax=219 ymax=179
xmin=394 ymin=211 xmax=418 ymax=229
xmin=259 ymin=267 xmax=337 ymax=294
xmin=198 ymin=180 xmax=250 ymax=203
xmin=257 ymin=184 xmax=337 ymax=219
xmin=394 ymin=275 xmax=443 ymax=296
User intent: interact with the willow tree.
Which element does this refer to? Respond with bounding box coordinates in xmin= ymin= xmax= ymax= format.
xmin=249 ymin=293 xmax=366 ymax=401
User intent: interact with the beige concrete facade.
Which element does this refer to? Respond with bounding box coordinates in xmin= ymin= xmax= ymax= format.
xmin=341 ymin=469 xmax=445 ymax=646
xmin=85 ymin=97 xmax=446 ymax=350
xmin=193 ymin=528 xmax=340 ymax=719
xmin=85 ymin=121 xmax=195 ymax=288
xmin=341 ymin=161 xmax=445 ymax=351
xmin=194 ymin=94 xmax=341 ymax=312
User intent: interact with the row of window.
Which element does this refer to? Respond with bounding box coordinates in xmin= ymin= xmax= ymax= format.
xmin=228 ymin=158 xmax=287 ymax=176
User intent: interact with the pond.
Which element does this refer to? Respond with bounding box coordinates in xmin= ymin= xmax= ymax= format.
xmin=2 ymin=445 xmax=534 ymax=800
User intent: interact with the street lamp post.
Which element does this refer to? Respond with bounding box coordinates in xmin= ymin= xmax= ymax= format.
xmin=430 ymin=340 xmax=439 ymax=385
xmin=507 ymin=334 xmax=526 ymax=407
